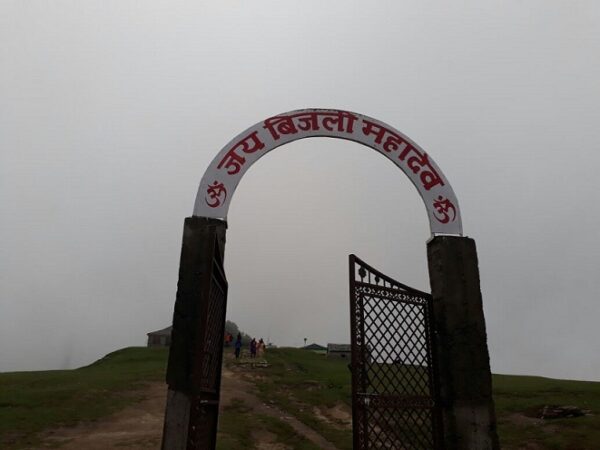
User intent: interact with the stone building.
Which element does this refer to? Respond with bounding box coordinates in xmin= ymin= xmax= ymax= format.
xmin=147 ymin=326 xmax=172 ymax=348
xmin=327 ymin=343 xmax=351 ymax=359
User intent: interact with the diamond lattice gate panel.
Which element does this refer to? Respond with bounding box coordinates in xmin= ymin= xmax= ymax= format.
xmin=349 ymin=255 xmax=442 ymax=450
xmin=187 ymin=251 xmax=228 ymax=449
xmin=189 ymin=238 xmax=228 ymax=449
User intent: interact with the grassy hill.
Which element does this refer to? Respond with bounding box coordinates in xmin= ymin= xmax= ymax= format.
xmin=1 ymin=347 xmax=599 ymax=449
xmin=0 ymin=347 xmax=169 ymax=449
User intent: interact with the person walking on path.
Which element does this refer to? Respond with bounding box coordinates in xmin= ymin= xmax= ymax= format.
xmin=250 ymin=338 xmax=257 ymax=358
xmin=234 ymin=333 xmax=242 ymax=359
xmin=257 ymin=338 xmax=266 ymax=358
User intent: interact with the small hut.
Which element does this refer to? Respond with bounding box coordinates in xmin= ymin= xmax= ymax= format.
xmin=327 ymin=343 xmax=351 ymax=359
xmin=302 ymin=343 xmax=327 ymax=353
xmin=147 ymin=326 xmax=172 ymax=348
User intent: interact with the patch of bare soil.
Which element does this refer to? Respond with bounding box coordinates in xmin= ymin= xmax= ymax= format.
xmin=503 ymin=443 xmax=548 ymax=450
xmin=312 ymin=403 xmax=352 ymax=430
xmin=506 ymin=413 xmax=545 ymax=427
xmin=37 ymin=382 xmax=166 ymax=450
xmin=223 ymin=362 xmax=338 ymax=449
xmin=500 ymin=414 xmax=557 ymax=450
xmin=506 ymin=412 xmax=560 ymax=436
xmin=251 ymin=429 xmax=291 ymax=450
xmin=36 ymin=359 xmax=339 ymax=449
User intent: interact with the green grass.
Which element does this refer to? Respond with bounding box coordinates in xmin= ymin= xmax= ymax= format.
xmin=242 ymin=348 xmax=600 ymax=450
xmin=238 ymin=348 xmax=353 ymax=449
xmin=217 ymin=398 xmax=319 ymax=450
xmin=493 ymin=373 xmax=600 ymax=449
xmin=0 ymin=347 xmax=168 ymax=449
xmin=2 ymin=346 xmax=600 ymax=449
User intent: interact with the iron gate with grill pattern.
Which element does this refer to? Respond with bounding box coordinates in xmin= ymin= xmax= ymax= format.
xmin=349 ymin=255 xmax=441 ymax=449
xmin=187 ymin=235 xmax=228 ymax=449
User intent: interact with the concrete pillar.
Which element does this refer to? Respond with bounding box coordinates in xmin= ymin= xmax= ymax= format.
xmin=427 ymin=236 xmax=500 ymax=449
xmin=162 ymin=216 xmax=227 ymax=450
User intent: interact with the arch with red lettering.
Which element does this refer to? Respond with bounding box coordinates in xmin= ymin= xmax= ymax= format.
xmin=195 ymin=108 xmax=462 ymax=235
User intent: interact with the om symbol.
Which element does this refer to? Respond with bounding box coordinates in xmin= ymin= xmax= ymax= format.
xmin=205 ymin=181 xmax=227 ymax=208
xmin=433 ymin=196 xmax=456 ymax=224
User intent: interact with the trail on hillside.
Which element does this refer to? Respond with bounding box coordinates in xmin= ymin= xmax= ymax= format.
xmin=35 ymin=364 xmax=339 ymax=450
xmin=221 ymin=364 xmax=338 ymax=450
xmin=38 ymin=382 xmax=165 ymax=450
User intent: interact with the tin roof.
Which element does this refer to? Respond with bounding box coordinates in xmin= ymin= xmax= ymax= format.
xmin=327 ymin=343 xmax=351 ymax=352
xmin=303 ymin=343 xmax=327 ymax=351
xmin=147 ymin=326 xmax=172 ymax=336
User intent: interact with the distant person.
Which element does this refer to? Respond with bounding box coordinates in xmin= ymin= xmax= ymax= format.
xmin=258 ymin=338 xmax=266 ymax=357
xmin=250 ymin=338 xmax=257 ymax=358
xmin=234 ymin=333 xmax=242 ymax=359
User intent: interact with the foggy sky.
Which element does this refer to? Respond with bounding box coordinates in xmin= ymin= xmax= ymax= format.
xmin=1 ymin=1 xmax=599 ymax=381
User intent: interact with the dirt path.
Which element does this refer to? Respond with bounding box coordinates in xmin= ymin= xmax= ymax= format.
xmin=39 ymin=382 xmax=166 ymax=450
xmin=221 ymin=366 xmax=338 ymax=450
xmin=36 ymin=365 xmax=338 ymax=450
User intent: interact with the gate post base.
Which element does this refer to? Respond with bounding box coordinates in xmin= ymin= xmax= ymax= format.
xmin=162 ymin=390 xmax=191 ymax=450
xmin=427 ymin=236 xmax=500 ymax=449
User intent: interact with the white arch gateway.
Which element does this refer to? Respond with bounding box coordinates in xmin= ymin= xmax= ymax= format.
xmin=162 ymin=109 xmax=500 ymax=450
xmin=194 ymin=108 xmax=462 ymax=236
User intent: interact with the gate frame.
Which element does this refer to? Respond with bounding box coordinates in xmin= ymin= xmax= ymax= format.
xmin=348 ymin=254 xmax=444 ymax=449
xmin=162 ymin=217 xmax=228 ymax=450
xmin=162 ymin=109 xmax=500 ymax=450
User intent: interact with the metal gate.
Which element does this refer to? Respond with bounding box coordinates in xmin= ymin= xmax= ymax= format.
xmin=187 ymin=238 xmax=228 ymax=449
xmin=349 ymin=255 xmax=441 ymax=449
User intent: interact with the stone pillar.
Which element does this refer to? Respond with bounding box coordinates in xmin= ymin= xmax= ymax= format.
xmin=427 ymin=236 xmax=500 ymax=449
xmin=161 ymin=216 xmax=227 ymax=450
